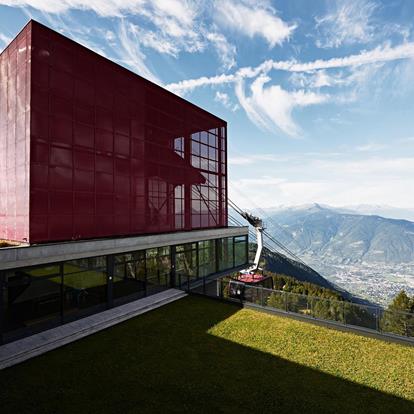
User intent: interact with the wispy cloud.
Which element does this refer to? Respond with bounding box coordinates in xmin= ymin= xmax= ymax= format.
xmin=127 ymin=23 xmax=179 ymax=56
xmin=214 ymin=91 xmax=239 ymax=111
xmin=117 ymin=19 xmax=160 ymax=84
xmin=214 ymin=0 xmax=296 ymax=47
xmin=167 ymin=41 xmax=414 ymax=94
xmin=0 ymin=0 xmax=144 ymax=16
xmin=3 ymin=0 xmax=243 ymax=80
xmin=235 ymin=75 xmax=328 ymax=135
xmin=167 ymin=41 xmax=414 ymax=136
xmin=205 ymin=31 xmax=236 ymax=71
xmin=289 ymin=70 xmax=335 ymax=89
xmin=6 ymin=0 xmax=205 ymax=53
xmin=315 ymin=0 xmax=377 ymax=48
xmin=288 ymin=62 xmax=387 ymax=110
xmin=137 ymin=0 xmax=204 ymax=55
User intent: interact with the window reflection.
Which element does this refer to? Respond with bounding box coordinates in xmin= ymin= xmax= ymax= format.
xmin=199 ymin=240 xmax=216 ymax=277
xmin=146 ymin=247 xmax=171 ymax=294
xmin=113 ymin=251 xmax=146 ymax=304
xmin=218 ymin=237 xmax=234 ymax=271
xmin=2 ymin=265 xmax=62 ymax=339
xmin=234 ymin=236 xmax=248 ymax=267
xmin=62 ymin=257 xmax=107 ymax=320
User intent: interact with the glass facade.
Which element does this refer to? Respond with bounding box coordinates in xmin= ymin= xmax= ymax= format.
xmin=198 ymin=240 xmax=216 ymax=277
xmin=175 ymin=243 xmax=198 ymax=281
xmin=0 ymin=235 xmax=247 ymax=343
xmin=146 ymin=247 xmax=171 ymax=294
xmin=62 ymin=257 xmax=107 ymax=321
xmin=218 ymin=237 xmax=234 ymax=271
xmin=113 ymin=251 xmax=146 ymax=305
xmin=234 ymin=236 xmax=248 ymax=267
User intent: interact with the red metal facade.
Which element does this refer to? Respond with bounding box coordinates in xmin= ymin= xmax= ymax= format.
xmin=0 ymin=24 xmax=31 ymax=243
xmin=0 ymin=21 xmax=228 ymax=244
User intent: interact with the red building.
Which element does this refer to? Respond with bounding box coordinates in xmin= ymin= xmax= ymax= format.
xmin=1 ymin=20 xmax=227 ymax=244
xmin=0 ymin=21 xmax=247 ymax=344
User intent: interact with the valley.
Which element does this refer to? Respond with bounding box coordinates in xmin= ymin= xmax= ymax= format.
xmin=261 ymin=203 xmax=414 ymax=305
xmin=305 ymin=258 xmax=414 ymax=305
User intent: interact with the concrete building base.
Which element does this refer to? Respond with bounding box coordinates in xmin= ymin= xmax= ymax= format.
xmin=0 ymin=227 xmax=248 ymax=270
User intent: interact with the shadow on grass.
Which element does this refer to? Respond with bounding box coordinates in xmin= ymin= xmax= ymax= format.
xmin=1 ymin=295 xmax=413 ymax=414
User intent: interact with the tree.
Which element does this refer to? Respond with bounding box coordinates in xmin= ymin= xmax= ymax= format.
xmin=380 ymin=290 xmax=414 ymax=337
xmin=266 ymin=291 xmax=286 ymax=311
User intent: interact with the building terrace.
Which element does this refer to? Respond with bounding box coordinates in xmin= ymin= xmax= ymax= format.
xmin=1 ymin=295 xmax=413 ymax=413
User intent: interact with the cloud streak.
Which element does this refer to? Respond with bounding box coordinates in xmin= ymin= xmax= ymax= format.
xmin=167 ymin=41 xmax=414 ymax=94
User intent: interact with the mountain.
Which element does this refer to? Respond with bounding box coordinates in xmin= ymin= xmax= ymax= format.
xmin=340 ymin=205 xmax=414 ymax=222
xmin=263 ymin=204 xmax=414 ymax=265
xmin=253 ymin=245 xmax=362 ymax=302
xmin=259 ymin=203 xmax=414 ymax=223
xmin=250 ymin=204 xmax=414 ymax=305
xmin=257 ymin=245 xmax=334 ymax=288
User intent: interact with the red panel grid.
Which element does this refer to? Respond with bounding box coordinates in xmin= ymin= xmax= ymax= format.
xmin=0 ymin=24 xmax=31 ymax=242
xmin=0 ymin=20 xmax=228 ymax=243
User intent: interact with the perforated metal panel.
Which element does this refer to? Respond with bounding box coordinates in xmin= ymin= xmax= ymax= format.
xmin=1 ymin=21 xmax=228 ymax=244
xmin=0 ymin=23 xmax=31 ymax=242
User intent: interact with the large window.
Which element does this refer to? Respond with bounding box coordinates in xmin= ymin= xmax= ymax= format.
xmin=113 ymin=251 xmax=146 ymax=304
xmin=198 ymin=240 xmax=216 ymax=277
xmin=218 ymin=237 xmax=234 ymax=271
xmin=175 ymin=243 xmax=198 ymax=282
xmin=62 ymin=257 xmax=107 ymax=321
xmin=190 ymin=128 xmax=225 ymax=229
xmin=2 ymin=265 xmax=62 ymax=340
xmin=146 ymin=247 xmax=171 ymax=294
xmin=234 ymin=236 xmax=248 ymax=267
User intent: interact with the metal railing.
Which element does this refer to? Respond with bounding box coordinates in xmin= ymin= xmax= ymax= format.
xmin=176 ymin=274 xmax=414 ymax=340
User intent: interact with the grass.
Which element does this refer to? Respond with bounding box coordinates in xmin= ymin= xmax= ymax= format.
xmin=1 ymin=295 xmax=413 ymax=414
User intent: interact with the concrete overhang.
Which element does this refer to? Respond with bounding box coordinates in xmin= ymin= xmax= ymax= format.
xmin=0 ymin=227 xmax=249 ymax=270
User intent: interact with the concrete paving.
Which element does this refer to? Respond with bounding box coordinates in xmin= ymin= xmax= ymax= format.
xmin=0 ymin=289 xmax=187 ymax=370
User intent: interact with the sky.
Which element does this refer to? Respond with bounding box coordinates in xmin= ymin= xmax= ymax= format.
xmin=1 ymin=0 xmax=414 ymax=209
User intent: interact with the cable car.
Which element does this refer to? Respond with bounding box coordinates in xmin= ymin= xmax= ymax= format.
xmin=228 ymin=272 xmax=273 ymax=300
xmin=228 ymin=212 xmax=274 ymax=300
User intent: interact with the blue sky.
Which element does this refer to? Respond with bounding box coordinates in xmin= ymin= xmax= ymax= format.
xmin=1 ymin=0 xmax=414 ymax=209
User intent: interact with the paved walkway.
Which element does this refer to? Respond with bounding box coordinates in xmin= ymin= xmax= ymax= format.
xmin=0 ymin=289 xmax=187 ymax=370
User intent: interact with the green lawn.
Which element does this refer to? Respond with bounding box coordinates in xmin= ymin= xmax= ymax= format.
xmin=1 ymin=295 xmax=413 ymax=414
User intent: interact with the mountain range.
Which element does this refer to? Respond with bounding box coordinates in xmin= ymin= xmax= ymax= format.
xmin=245 ymin=203 xmax=414 ymax=304
xmin=260 ymin=204 xmax=414 ymax=221
xmin=261 ymin=204 xmax=414 ymax=265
